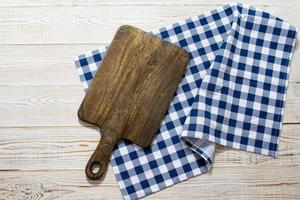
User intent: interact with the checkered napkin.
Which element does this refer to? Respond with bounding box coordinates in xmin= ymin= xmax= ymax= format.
xmin=74 ymin=3 xmax=297 ymax=200
xmin=180 ymin=5 xmax=297 ymax=156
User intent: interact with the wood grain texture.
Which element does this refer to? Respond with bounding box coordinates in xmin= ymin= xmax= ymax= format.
xmin=1 ymin=84 xmax=300 ymax=128
xmin=0 ymin=125 xmax=299 ymax=199
xmin=78 ymin=25 xmax=188 ymax=179
xmin=0 ymin=4 xmax=299 ymax=45
xmin=0 ymin=0 xmax=300 ymax=199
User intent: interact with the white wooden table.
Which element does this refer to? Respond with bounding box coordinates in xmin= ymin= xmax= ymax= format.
xmin=0 ymin=1 xmax=299 ymax=199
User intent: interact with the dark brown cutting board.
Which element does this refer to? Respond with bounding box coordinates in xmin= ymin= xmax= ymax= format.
xmin=78 ymin=25 xmax=189 ymax=180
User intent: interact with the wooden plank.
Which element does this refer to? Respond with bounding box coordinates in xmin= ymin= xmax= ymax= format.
xmin=0 ymin=66 xmax=81 ymax=86
xmin=0 ymin=5 xmax=299 ymax=44
xmin=1 ymin=62 xmax=298 ymax=86
xmin=0 ymin=85 xmax=83 ymax=127
xmin=0 ymin=0 xmax=298 ymax=6
xmin=0 ymin=44 xmax=103 ymax=68
xmin=0 ymin=124 xmax=299 ymax=170
xmin=289 ymin=54 xmax=300 ymax=83
xmin=0 ymin=158 xmax=299 ymax=199
xmin=0 ymin=124 xmax=299 ymax=199
xmin=287 ymin=83 xmax=300 ymax=100
xmin=0 ymin=44 xmax=299 ymax=84
xmin=0 ymin=170 xmax=122 ymax=200
xmin=0 ymin=5 xmax=215 ymax=44
xmin=0 ymin=126 xmax=99 ymax=170
xmin=0 ymin=168 xmax=299 ymax=199
xmin=150 ymin=165 xmax=300 ymax=200
xmin=0 ymin=84 xmax=299 ymax=127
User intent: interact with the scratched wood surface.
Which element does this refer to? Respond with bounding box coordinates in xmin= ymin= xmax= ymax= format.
xmin=0 ymin=0 xmax=299 ymax=199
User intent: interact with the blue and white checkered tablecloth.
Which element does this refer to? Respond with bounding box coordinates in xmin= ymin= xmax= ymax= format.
xmin=74 ymin=3 xmax=297 ymax=200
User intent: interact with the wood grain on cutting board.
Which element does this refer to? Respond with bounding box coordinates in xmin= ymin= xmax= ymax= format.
xmin=0 ymin=0 xmax=300 ymax=199
xmin=78 ymin=25 xmax=188 ymax=180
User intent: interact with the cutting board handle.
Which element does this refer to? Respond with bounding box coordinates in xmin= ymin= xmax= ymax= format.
xmin=85 ymin=129 xmax=117 ymax=180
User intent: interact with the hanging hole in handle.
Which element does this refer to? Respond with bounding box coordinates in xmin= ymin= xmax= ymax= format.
xmin=90 ymin=161 xmax=101 ymax=174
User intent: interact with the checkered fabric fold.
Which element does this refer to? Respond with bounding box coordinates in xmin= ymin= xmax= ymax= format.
xmin=180 ymin=5 xmax=297 ymax=157
xmin=74 ymin=3 xmax=297 ymax=200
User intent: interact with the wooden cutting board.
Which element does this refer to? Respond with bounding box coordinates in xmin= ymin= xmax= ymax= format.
xmin=78 ymin=25 xmax=189 ymax=180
